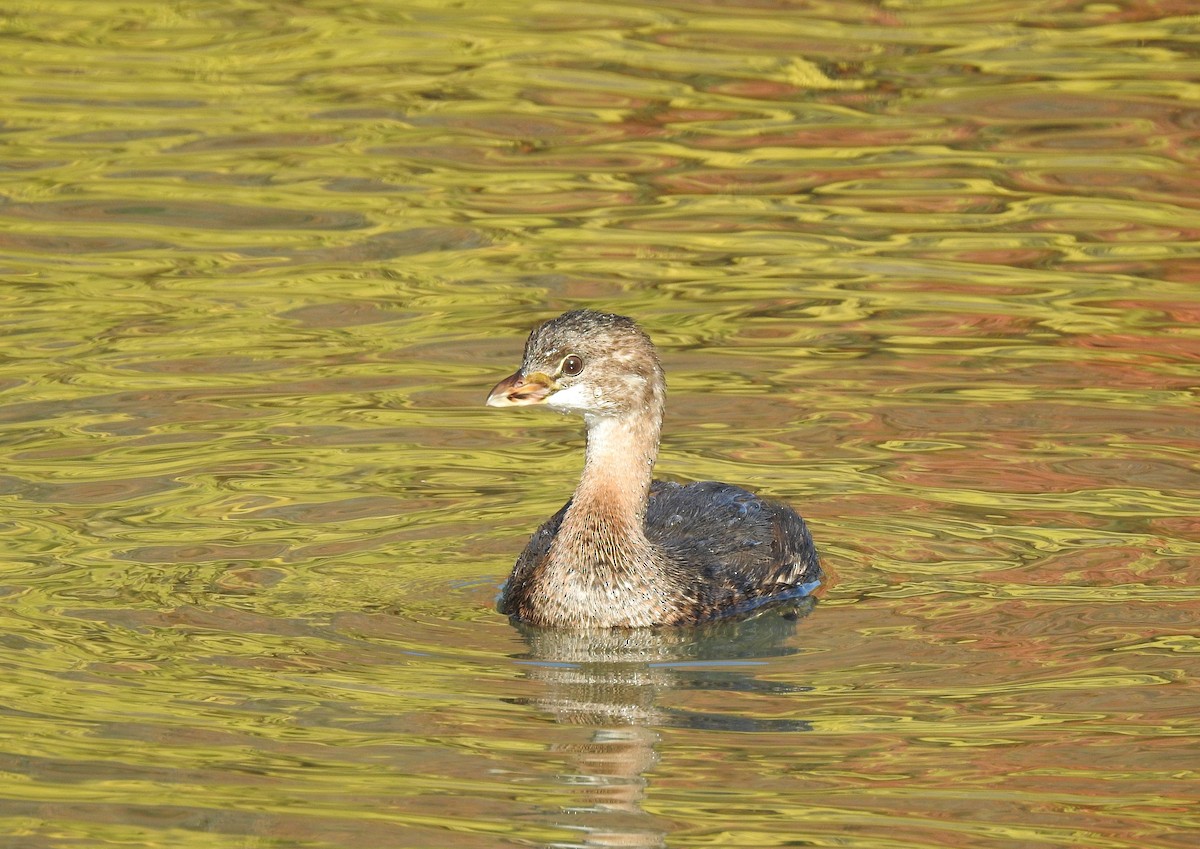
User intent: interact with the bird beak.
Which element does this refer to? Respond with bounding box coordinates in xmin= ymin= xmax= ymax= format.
xmin=486 ymin=370 xmax=558 ymax=407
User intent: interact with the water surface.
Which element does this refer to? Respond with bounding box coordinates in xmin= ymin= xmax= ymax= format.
xmin=1 ymin=1 xmax=1197 ymax=847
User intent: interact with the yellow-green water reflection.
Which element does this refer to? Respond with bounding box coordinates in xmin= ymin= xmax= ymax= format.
xmin=1 ymin=0 xmax=1198 ymax=847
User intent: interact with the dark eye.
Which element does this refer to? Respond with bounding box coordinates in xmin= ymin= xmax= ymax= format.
xmin=561 ymin=354 xmax=584 ymax=376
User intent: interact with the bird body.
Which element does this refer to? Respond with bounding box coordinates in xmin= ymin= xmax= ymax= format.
xmin=487 ymin=310 xmax=820 ymax=628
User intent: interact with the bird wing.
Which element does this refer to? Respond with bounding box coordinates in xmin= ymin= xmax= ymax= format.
xmin=645 ymin=480 xmax=820 ymax=602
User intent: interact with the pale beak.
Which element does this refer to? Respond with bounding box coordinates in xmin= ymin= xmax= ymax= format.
xmin=486 ymin=370 xmax=557 ymax=407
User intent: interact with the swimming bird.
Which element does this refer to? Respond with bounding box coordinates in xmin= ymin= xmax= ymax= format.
xmin=486 ymin=309 xmax=820 ymax=628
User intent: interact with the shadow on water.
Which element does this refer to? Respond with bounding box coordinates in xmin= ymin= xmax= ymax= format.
xmin=506 ymin=601 xmax=817 ymax=848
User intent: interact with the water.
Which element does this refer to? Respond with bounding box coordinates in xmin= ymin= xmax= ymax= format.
xmin=1 ymin=1 xmax=1197 ymax=847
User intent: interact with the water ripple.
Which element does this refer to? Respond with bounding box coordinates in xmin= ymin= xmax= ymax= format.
xmin=0 ymin=1 xmax=1197 ymax=848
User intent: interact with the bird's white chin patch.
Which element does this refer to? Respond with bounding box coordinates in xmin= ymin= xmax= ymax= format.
xmin=545 ymin=383 xmax=600 ymax=414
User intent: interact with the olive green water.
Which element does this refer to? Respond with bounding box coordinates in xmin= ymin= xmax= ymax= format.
xmin=2 ymin=1 xmax=1198 ymax=847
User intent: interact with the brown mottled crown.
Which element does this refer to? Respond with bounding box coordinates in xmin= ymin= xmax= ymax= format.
xmin=520 ymin=309 xmax=664 ymax=417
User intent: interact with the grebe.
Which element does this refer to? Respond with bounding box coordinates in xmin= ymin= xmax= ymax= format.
xmin=487 ymin=309 xmax=820 ymax=628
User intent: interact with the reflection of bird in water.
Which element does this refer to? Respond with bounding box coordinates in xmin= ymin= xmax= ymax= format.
xmin=508 ymin=605 xmax=818 ymax=848
xmin=487 ymin=309 xmax=821 ymax=628
xmin=512 ymin=603 xmax=816 ymax=731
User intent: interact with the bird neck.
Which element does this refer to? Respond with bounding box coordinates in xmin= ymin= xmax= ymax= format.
xmin=568 ymin=403 xmax=662 ymax=537
xmin=533 ymin=400 xmax=675 ymax=628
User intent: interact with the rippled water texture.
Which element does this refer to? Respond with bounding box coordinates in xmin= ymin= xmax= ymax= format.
xmin=2 ymin=1 xmax=1198 ymax=847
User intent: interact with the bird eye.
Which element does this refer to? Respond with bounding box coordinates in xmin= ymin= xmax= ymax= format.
xmin=561 ymin=354 xmax=584 ymax=376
